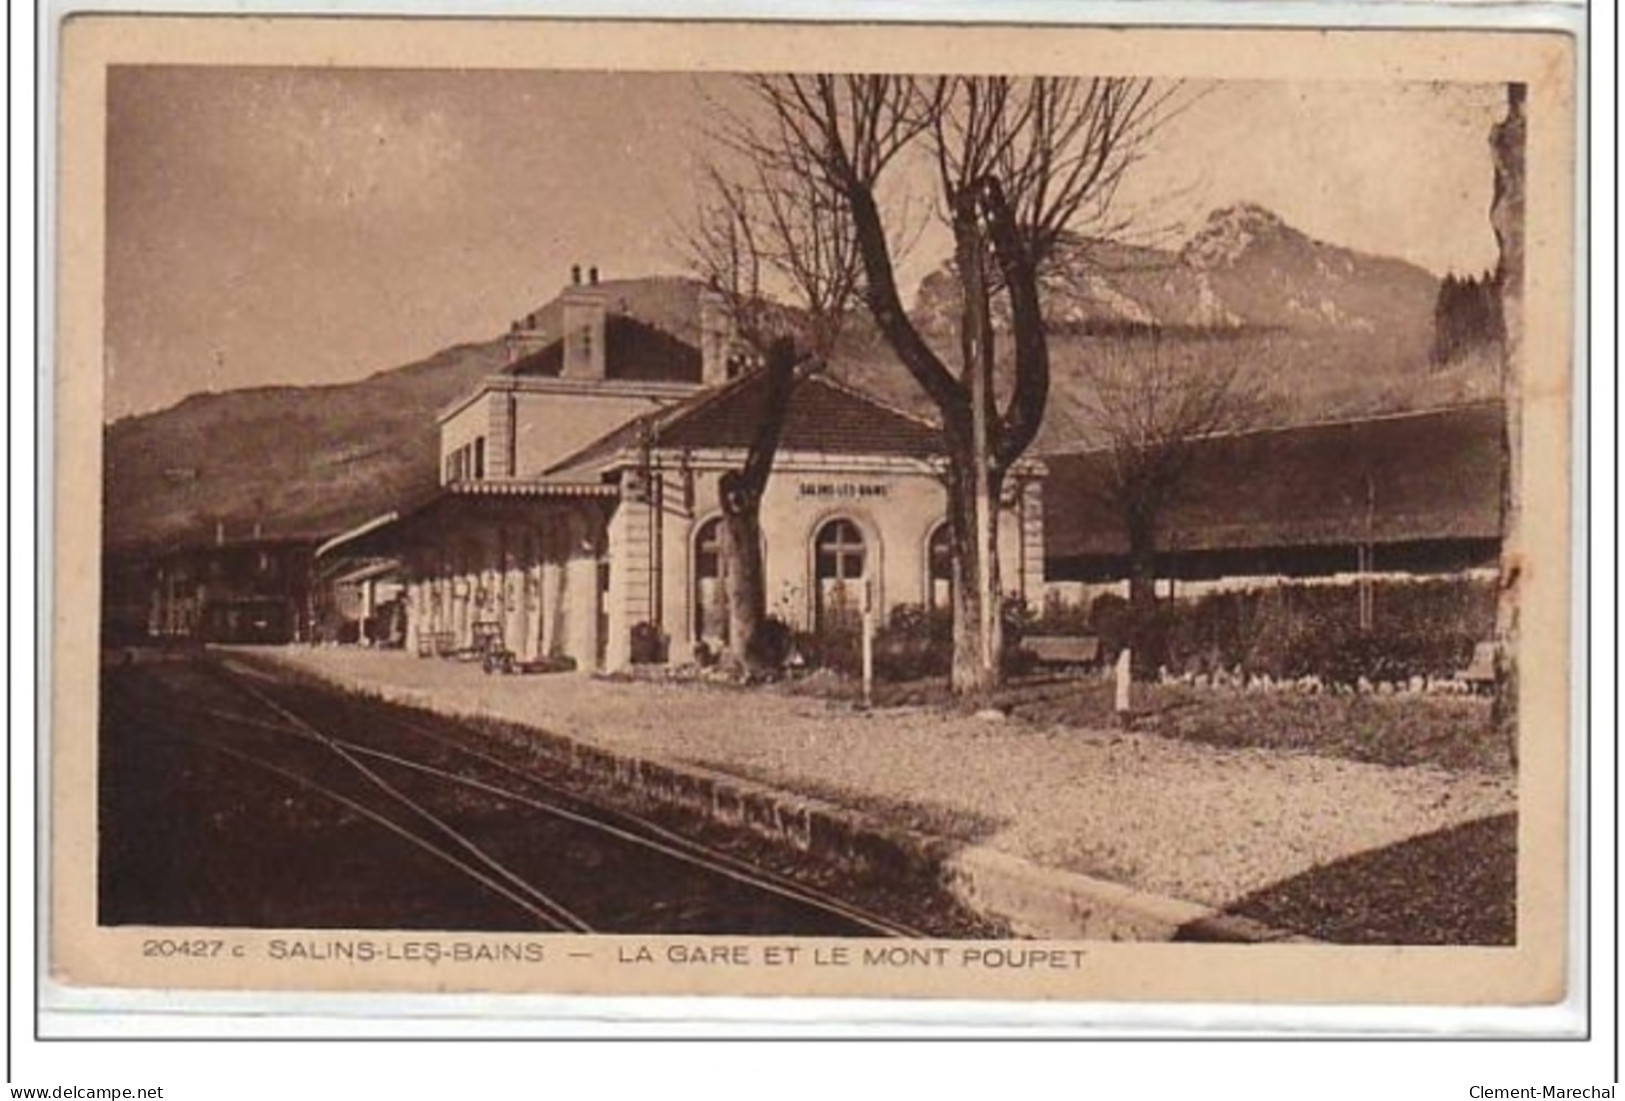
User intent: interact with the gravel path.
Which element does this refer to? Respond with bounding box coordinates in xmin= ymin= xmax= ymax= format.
xmin=249 ymin=648 xmax=1516 ymax=910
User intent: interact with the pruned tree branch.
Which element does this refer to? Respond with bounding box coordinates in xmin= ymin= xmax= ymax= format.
xmin=711 ymin=70 xmax=1184 ymax=692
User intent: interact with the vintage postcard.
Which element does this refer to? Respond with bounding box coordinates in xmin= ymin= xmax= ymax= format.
xmin=51 ymin=15 xmax=1577 ymax=1011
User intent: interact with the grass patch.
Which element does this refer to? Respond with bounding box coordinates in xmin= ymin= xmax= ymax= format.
xmin=1011 ymin=679 xmax=1508 ymax=773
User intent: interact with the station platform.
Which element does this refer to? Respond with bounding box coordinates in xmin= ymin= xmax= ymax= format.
xmin=235 ymin=646 xmax=1515 ymax=941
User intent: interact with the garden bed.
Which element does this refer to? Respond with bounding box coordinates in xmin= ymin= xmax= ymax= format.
xmin=775 ymin=671 xmax=1510 ymax=774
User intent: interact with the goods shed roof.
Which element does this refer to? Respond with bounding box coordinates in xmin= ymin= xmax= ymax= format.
xmin=1044 ymin=402 xmax=1505 ymax=559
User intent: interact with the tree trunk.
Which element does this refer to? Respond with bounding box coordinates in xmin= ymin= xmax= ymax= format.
xmin=946 ymin=460 xmax=1005 ymax=698
xmin=1126 ymin=519 xmax=1160 ymax=681
xmin=715 ymin=339 xmax=800 ymax=678
xmin=1489 ymin=84 xmax=1524 ymax=768
xmin=842 ymin=176 xmax=1044 ymax=701
xmin=719 ymin=495 xmax=768 ymax=674
xmin=949 ymin=185 xmax=1005 ymax=700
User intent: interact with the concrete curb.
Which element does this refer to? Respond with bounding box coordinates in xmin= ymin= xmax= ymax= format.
xmin=233 ymin=651 xmax=1312 ymax=943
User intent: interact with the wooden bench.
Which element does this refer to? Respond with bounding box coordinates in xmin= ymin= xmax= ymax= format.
xmin=1456 ymin=641 xmax=1499 ymax=693
xmin=1024 ymin=634 xmax=1103 ymax=670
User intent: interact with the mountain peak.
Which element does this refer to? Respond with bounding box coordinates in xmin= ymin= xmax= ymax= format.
xmin=1182 ymin=203 xmax=1296 ymax=270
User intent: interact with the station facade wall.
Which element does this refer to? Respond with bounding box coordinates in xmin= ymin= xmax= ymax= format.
xmin=613 ymin=451 xmax=1040 ymax=667
xmin=395 ymin=457 xmax=1044 ymax=675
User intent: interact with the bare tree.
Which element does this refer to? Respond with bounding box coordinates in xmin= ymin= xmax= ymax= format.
xmin=731 ymin=74 xmax=1183 ymax=695
xmin=682 ymin=146 xmax=863 ymax=674
xmin=1075 ymin=331 xmax=1268 ymax=678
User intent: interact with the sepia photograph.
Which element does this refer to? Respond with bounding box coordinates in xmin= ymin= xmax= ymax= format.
xmin=51 ymin=17 xmax=1577 ymax=1007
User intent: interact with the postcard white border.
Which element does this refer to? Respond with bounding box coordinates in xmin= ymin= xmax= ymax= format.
xmin=29 ymin=0 xmax=1597 ymax=1048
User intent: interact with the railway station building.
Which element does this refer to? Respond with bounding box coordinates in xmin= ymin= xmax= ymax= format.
xmin=319 ymin=270 xmax=1046 ymax=672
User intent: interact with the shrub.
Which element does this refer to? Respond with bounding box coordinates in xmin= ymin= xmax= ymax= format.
xmin=872 ymin=606 xmax=951 ymax=682
xmin=875 ymin=601 xmax=1042 ymax=682
xmin=873 ymin=637 xmax=948 ymax=682
xmin=1240 ymin=587 xmax=1310 ymax=679
xmin=1166 ymin=588 xmax=1260 ymax=674
xmin=1083 ymin=576 xmax=1493 ymax=685
xmin=1188 ymin=577 xmax=1493 ymax=685
xmin=886 ymin=602 xmax=955 ymax=643
xmin=874 ymin=601 xmax=1036 ymax=682
xmin=1030 ymin=592 xmax=1093 ymax=636
xmin=793 ymin=628 xmax=862 ymax=678
xmin=793 ymin=604 xmax=955 ymax=683
xmin=746 ymin=616 xmax=795 ymax=670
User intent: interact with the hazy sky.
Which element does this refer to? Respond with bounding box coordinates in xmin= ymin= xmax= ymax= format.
xmin=105 ymin=68 xmax=1507 ymax=421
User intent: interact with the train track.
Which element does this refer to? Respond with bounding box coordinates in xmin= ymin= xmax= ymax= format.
xmin=101 ymin=676 xmax=589 ymax=931
xmin=106 ymin=657 xmax=927 ymax=937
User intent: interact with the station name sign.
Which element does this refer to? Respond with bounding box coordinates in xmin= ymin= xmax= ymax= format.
xmin=797 ymin=481 xmax=889 ymax=500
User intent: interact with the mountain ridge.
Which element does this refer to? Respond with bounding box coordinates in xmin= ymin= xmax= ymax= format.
xmin=912 ymin=202 xmax=1440 ymax=342
xmin=103 ymin=204 xmax=1495 ymax=551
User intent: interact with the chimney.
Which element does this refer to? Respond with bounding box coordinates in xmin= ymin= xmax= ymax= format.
xmin=504 ymin=309 xmax=550 ymax=367
xmin=699 ymin=287 xmax=734 ymax=386
xmin=560 ymin=264 xmax=608 ymax=381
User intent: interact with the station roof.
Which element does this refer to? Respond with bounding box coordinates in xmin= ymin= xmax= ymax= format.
xmin=506 ymin=315 xmax=703 ymax=384
xmin=502 ymin=277 xmax=705 ymax=384
xmin=547 ymin=369 xmax=943 ymax=478
xmin=507 ymin=276 xmax=705 ymax=349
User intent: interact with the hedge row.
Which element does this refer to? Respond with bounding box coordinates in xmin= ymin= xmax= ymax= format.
xmin=698 ymin=577 xmax=1497 ymax=687
xmin=1031 ymin=578 xmax=1496 ymax=685
xmin=791 ymin=601 xmax=1035 ymax=683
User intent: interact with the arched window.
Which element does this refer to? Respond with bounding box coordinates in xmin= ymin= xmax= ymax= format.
xmin=927 ymin=522 xmax=954 ymax=611
xmin=814 ymin=518 xmax=867 ymax=636
xmin=693 ymin=517 xmax=728 ymax=643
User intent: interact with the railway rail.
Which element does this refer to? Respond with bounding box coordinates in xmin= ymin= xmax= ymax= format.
xmin=102 ymin=655 xmax=935 ymax=937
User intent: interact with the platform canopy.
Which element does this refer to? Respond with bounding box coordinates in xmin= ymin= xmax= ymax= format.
xmin=314 ymin=479 xmax=619 ymax=562
xmin=324 ymin=558 xmax=402 ymax=586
